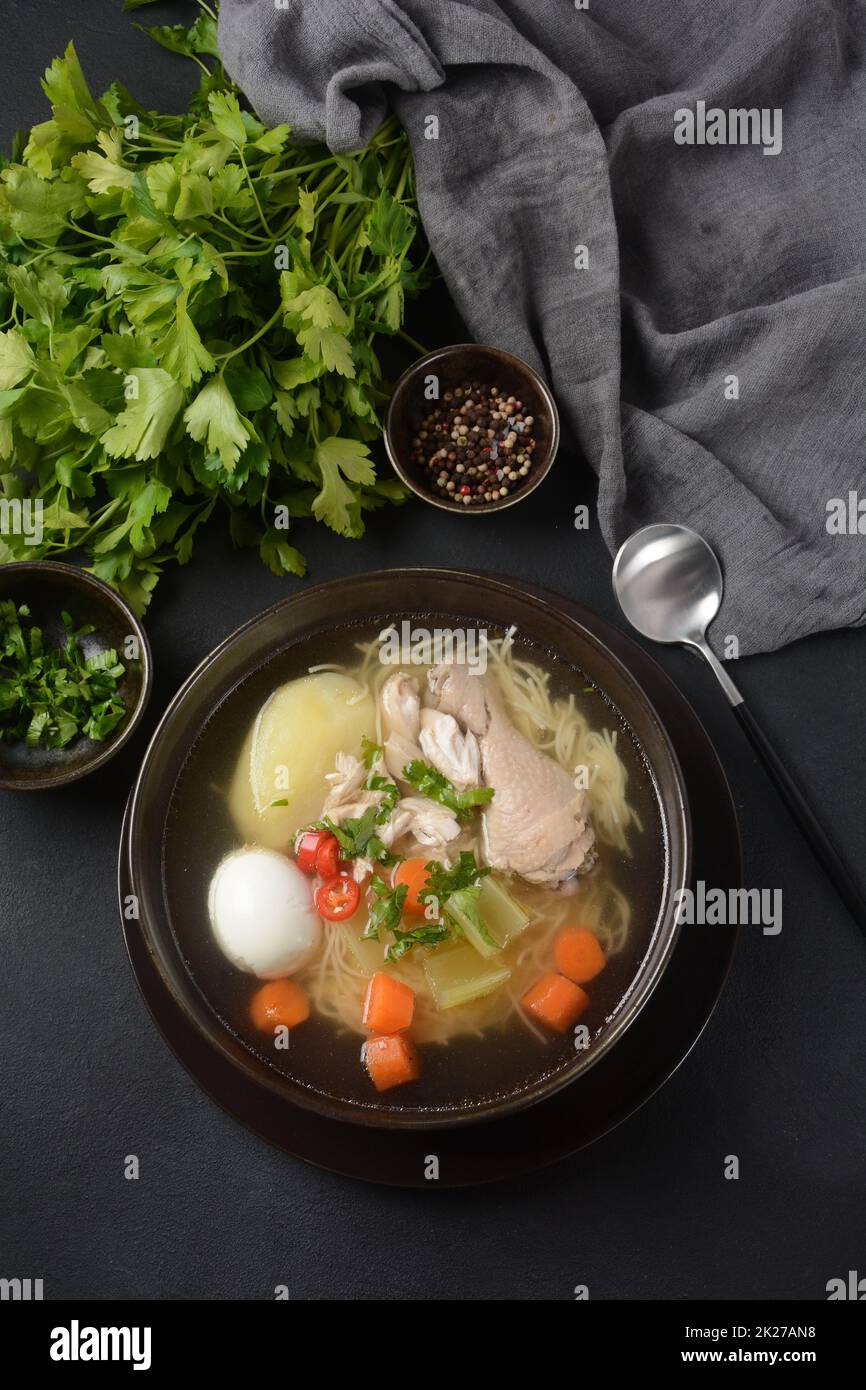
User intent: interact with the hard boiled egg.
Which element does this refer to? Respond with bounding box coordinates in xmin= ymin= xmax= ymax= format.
xmin=208 ymin=848 xmax=321 ymax=979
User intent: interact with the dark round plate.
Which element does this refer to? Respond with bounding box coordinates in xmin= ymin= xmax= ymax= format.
xmin=118 ymin=580 xmax=740 ymax=1187
xmin=121 ymin=569 xmax=690 ymax=1127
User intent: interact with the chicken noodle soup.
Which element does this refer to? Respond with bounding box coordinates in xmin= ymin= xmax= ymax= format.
xmin=164 ymin=623 xmax=665 ymax=1110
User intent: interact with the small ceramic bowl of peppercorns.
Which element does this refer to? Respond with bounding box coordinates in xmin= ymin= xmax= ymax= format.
xmin=384 ymin=343 xmax=560 ymax=513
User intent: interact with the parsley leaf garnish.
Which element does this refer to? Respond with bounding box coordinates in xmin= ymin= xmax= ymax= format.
xmin=421 ymin=851 xmax=491 ymax=904
xmin=366 ymin=771 xmax=399 ymax=818
xmin=319 ymin=807 xmax=398 ymax=867
xmin=362 ymin=875 xmax=407 ymax=941
xmin=402 ymin=759 xmax=494 ymax=819
xmin=358 ymin=852 xmax=497 ymax=961
xmin=312 ymin=744 xmax=399 ymax=865
xmin=360 ymin=735 xmax=383 ymax=769
xmin=386 ymin=919 xmax=452 ymax=963
xmin=420 ymin=852 xmax=496 ymax=948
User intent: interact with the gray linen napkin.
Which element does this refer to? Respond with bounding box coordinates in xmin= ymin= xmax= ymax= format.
xmin=219 ymin=0 xmax=866 ymax=655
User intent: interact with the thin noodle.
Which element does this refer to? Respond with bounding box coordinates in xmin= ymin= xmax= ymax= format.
xmin=299 ymin=636 xmax=640 ymax=1045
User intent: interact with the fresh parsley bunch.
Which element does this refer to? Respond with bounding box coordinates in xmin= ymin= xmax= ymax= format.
xmin=0 ymin=1 xmax=430 ymax=611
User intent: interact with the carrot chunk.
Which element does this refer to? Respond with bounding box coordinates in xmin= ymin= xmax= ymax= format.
xmin=553 ymin=926 xmax=606 ymax=984
xmin=363 ymin=1032 xmax=420 ymax=1092
xmin=363 ymin=971 xmax=415 ymax=1034
xmin=521 ymin=972 xmax=589 ymax=1033
xmin=250 ymin=979 xmax=310 ymax=1033
xmin=393 ymin=858 xmax=431 ymax=916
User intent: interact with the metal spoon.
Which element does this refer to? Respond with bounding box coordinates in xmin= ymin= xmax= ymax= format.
xmin=613 ymin=523 xmax=866 ymax=934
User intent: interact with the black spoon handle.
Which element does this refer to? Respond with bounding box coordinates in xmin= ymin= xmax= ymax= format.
xmin=733 ymin=700 xmax=866 ymax=935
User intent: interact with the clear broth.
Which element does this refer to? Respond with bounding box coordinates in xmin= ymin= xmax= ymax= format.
xmin=163 ymin=618 xmax=667 ymax=1114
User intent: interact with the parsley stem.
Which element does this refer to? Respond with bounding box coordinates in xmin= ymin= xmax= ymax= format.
xmin=135 ymin=134 xmax=183 ymax=149
xmin=269 ymin=159 xmax=333 ymax=181
xmin=239 ymin=149 xmax=273 ymax=237
xmin=327 ymin=203 xmax=348 ymax=258
xmin=213 ymin=302 xmax=283 ymax=362
xmin=317 ymin=176 xmax=352 ymax=218
xmin=212 ymin=211 xmax=273 ymax=245
xmin=65 ymin=222 xmax=116 ymax=245
xmin=334 ymin=206 xmax=368 ymax=267
xmin=65 ymin=496 xmax=123 ymax=548
xmin=347 ymin=262 xmax=400 ymax=301
xmin=23 ymin=243 xmax=96 ymax=262
xmin=394 ymin=164 xmax=410 ymax=202
xmin=398 ymin=328 xmax=429 ymax=355
xmin=219 ymin=247 xmax=274 ymax=260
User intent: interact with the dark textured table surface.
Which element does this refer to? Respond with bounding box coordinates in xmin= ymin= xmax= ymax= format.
xmin=1 ymin=1 xmax=864 ymax=1301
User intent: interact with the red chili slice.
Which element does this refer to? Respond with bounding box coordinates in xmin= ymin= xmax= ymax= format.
xmin=315 ymin=873 xmax=360 ymax=922
xmin=295 ymin=829 xmax=332 ymax=874
xmin=314 ymin=834 xmax=342 ymax=878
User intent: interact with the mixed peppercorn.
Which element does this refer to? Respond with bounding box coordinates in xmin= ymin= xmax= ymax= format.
xmin=408 ymin=381 xmax=539 ymax=506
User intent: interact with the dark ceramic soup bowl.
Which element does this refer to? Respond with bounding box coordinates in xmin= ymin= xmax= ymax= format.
xmin=123 ymin=570 xmax=690 ymax=1129
xmin=0 ymin=561 xmax=151 ymax=791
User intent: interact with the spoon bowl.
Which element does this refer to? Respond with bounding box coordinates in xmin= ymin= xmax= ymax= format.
xmin=613 ymin=524 xmax=741 ymax=705
xmin=613 ymin=523 xmax=724 ymax=646
xmin=612 ymin=523 xmax=866 ymax=935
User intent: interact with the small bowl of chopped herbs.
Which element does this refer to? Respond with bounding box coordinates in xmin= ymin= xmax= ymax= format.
xmin=384 ymin=344 xmax=560 ymax=513
xmin=0 ymin=562 xmax=151 ymax=791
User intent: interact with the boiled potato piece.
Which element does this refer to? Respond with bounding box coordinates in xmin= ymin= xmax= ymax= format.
xmin=228 ymin=672 xmax=374 ymax=850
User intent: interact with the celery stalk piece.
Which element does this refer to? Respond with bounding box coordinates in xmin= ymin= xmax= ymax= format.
xmin=443 ymin=894 xmax=498 ymax=958
xmin=424 ymin=943 xmax=511 ymax=1009
xmin=446 ymin=875 xmax=531 ymax=958
xmin=344 ymin=922 xmax=389 ymax=975
xmin=478 ymin=875 xmax=530 ymax=946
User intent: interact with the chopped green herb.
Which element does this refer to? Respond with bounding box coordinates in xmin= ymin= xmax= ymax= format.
xmin=0 ymin=599 xmax=128 ymax=749
xmin=416 ymin=851 xmax=496 ymax=950
xmin=366 ymin=769 xmax=399 ymax=818
xmin=421 ymin=851 xmax=491 ymax=907
xmin=386 ymin=918 xmax=452 ymax=963
xmin=362 ymin=875 xmax=407 ymax=941
xmin=313 ymin=751 xmax=399 ymax=864
xmin=358 ymin=850 xmax=497 ymax=962
xmin=360 ymin=735 xmax=383 ymax=769
xmin=320 ymin=807 xmax=398 ymax=866
xmin=402 ymin=759 xmax=494 ymax=819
